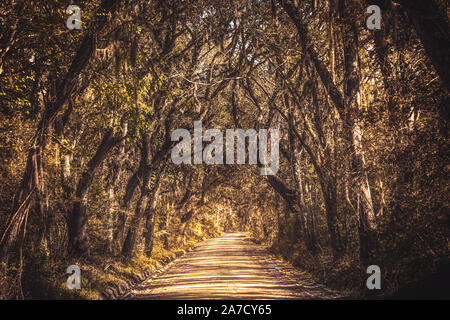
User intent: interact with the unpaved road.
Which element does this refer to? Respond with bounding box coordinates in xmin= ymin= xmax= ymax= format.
xmin=125 ymin=233 xmax=343 ymax=299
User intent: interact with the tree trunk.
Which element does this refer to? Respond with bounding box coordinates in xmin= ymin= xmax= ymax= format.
xmin=144 ymin=185 xmax=160 ymax=257
xmin=321 ymin=179 xmax=343 ymax=259
xmin=121 ymin=134 xmax=152 ymax=260
xmin=288 ymin=126 xmax=319 ymax=255
xmin=297 ymin=171 xmax=319 ymax=255
xmin=339 ymin=0 xmax=377 ymax=266
xmin=67 ymin=126 xmax=126 ymax=258
xmin=112 ymin=210 xmax=127 ymax=248
xmin=163 ymin=206 xmax=171 ymax=249
xmin=105 ymin=140 xmax=126 ymax=253
xmin=121 ymin=190 xmax=150 ymax=260
xmin=105 ymin=186 xmax=115 ymax=253
xmin=120 ymin=110 xmax=173 ymax=260
xmin=112 ymin=146 xmax=145 ymax=249
xmin=121 ymin=132 xmax=168 ymax=260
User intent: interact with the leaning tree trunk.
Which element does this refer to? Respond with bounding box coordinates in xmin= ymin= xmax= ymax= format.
xmin=121 ymin=189 xmax=150 ymax=260
xmin=121 ymin=170 xmax=163 ymax=260
xmin=120 ymin=110 xmax=173 ymax=260
xmin=67 ymin=126 xmax=126 ymax=258
xmin=121 ymin=134 xmax=153 ymax=261
xmin=112 ymin=150 xmax=145 ymax=248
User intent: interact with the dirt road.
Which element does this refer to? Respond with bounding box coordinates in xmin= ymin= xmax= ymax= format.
xmin=125 ymin=233 xmax=343 ymax=299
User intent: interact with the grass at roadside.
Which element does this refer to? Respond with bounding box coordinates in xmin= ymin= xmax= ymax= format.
xmin=2 ymin=239 xmax=201 ymax=300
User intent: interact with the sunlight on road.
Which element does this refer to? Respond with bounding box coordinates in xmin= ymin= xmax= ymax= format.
xmin=128 ymin=233 xmax=342 ymax=300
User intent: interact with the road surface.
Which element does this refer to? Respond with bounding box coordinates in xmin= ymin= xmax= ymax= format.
xmin=125 ymin=233 xmax=343 ymax=299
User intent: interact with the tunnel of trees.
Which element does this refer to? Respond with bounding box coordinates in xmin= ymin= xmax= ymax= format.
xmin=0 ymin=0 xmax=448 ymax=299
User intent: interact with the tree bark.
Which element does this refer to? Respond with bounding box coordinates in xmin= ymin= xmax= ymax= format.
xmin=288 ymin=126 xmax=319 ymax=255
xmin=144 ymin=184 xmax=161 ymax=257
xmin=163 ymin=207 xmax=171 ymax=249
xmin=67 ymin=125 xmax=126 ymax=258
xmin=121 ymin=134 xmax=152 ymax=260
xmin=321 ymin=178 xmax=343 ymax=259
xmin=105 ymin=140 xmax=127 ymax=253
xmin=339 ymin=0 xmax=377 ymax=266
